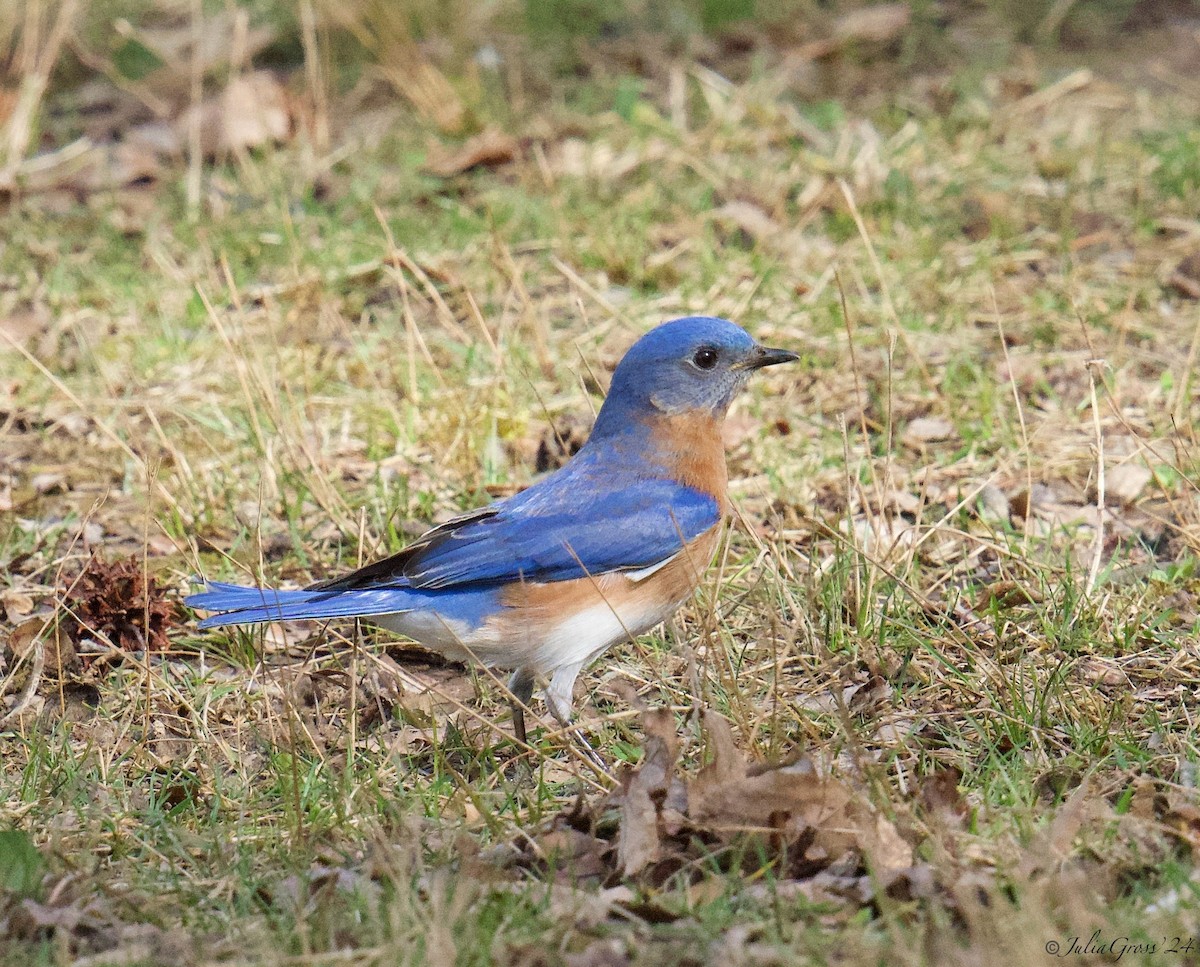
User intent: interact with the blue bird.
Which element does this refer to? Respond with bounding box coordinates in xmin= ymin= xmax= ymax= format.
xmin=187 ymin=316 xmax=797 ymax=748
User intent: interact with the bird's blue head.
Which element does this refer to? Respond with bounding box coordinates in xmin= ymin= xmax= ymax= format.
xmin=591 ymin=316 xmax=797 ymax=439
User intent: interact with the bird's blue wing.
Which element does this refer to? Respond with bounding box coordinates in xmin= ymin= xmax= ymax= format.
xmin=317 ymin=476 xmax=722 ymax=592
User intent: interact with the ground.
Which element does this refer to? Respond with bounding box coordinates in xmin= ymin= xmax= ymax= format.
xmin=3 ymin=2 xmax=1200 ymax=965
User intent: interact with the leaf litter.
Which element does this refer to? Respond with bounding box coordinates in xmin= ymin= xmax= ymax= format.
xmin=507 ymin=708 xmax=925 ymax=916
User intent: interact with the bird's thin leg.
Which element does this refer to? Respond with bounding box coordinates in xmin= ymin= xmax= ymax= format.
xmin=507 ymin=668 xmax=535 ymax=747
xmin=567 ymin=725 xmax=606 ymax=771
xmin=546 ymin=664 xmax=606 ymax=771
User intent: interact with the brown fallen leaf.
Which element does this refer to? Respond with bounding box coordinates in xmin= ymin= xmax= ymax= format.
xmin=975 ymin=579 xmax=1042 ymax=611
xmin=1164 ymin=791 xmax=1200 ymax=854
xmin=690 ymin=715 xmax=859 ymax=865
xmin=537 ymin=828 xmax=611 ymax=882
xmin=1017 ymin=779 xmax=1100 ymax=879
xmin=425 ymin=128 xmax=518 ymax=178
xmin=1078 ymin=656 xmax=1129 ymax=687
xmin=615 ymin=707 xmax=679 ymax=877
xmin=1 ymin=588 xmax=35 ymax=624
xmin=176 ymin=71 xmax=293 ymax=158
xmin=1169 ymin=252 xmax=1200 ymax=299
xmin=522 ymin=706 xmax=925 ymax=901
xmin=7 ymin=611 xmax=77 ymax=682
xmin=796 ymin=2 xmax=911 ymax=59
xmin=833 ymin=3 xmax=911 ymax=44
xmin=713 ymin=201 xmax=780 ymax=241
xmin=903 ymin=416 xmax=955 ymax=447
xmin=918 ymin=766 xmax=968 ymax=830
xmin=1101 ymin=463 xmax=1153 ymax=506
xmin=688 ymin=713 xmax=912 ymax=876
xmin=0 ymin=304 xmax=51 ymax=350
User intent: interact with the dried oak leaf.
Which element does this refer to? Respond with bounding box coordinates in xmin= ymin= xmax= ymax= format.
xmin=425 ymin=128 xmax=518 ymax=178
xmin=64 ymin=556 xmax=178 ymax=657
xmin=176 ymin=71 xmax=293 ymax=158
xmin=690 ymin=713 xmax=911 ymax=876
xmin=918 ymin=766 xmax=969 ymax=830
xmin=1169 ymin=252 xmax=1200 ymax=299
xmin=608 ymin=709 xmax=912 ymax=881
xmin=615 ymin=707 xmax=681 ymax=877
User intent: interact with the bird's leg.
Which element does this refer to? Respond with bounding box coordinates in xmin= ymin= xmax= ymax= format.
xmin=507 ymin=668 xmax=535 ymax=748
xmin=546 ymin=664 xmax=606 ymax=771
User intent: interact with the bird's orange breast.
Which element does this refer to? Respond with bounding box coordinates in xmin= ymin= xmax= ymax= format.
xmin=646 ymin=410 xmax=730 ymax=514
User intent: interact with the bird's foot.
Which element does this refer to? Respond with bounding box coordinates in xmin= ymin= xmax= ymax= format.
xmin=567 ymin=725 xmax=608 ymax=772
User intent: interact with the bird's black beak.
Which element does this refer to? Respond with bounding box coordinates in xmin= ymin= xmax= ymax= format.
xmin=741 ymin=345 xmax=799 ymax=370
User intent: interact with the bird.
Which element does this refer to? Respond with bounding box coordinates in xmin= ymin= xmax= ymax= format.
xmin=186 ymin=316 xmax=797 ymax=750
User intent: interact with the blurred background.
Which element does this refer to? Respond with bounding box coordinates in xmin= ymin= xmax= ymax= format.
xmin=4 ymin=0 xmax=1199 ymax=210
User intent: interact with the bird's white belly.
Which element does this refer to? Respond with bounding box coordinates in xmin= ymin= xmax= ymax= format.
xmin=514 ymin=589 xmax=686 ymax=675
xmin=373 ymin=609 xmax=498 ymax=664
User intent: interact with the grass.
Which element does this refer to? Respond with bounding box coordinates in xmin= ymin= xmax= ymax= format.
xmin=4 ymin=2 xmax=1200 ymax=964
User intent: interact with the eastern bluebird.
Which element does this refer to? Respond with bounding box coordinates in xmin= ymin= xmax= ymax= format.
xmin=187 ymin=316 xmax=796 ymax=749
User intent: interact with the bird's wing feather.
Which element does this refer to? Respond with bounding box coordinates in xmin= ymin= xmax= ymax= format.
xmin=314 ymin=477 xmax=721 ymax=592
xmin=305 ymin=505 xmax=500 ymax=591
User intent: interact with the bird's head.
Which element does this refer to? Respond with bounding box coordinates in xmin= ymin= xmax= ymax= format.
xmin=593 ymin=316 xmax=797 ymax=436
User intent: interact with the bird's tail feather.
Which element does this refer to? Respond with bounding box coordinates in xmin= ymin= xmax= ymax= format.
xmin=186 ymin=581 xmax=413 ymax=629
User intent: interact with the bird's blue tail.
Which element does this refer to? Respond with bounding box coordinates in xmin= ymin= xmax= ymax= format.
xmin=185 ymin=581 xmax=415 ymax=628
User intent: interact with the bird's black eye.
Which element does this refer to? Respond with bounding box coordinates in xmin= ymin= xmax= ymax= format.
xmin=692 ymin=346 xmax=719 ymax=370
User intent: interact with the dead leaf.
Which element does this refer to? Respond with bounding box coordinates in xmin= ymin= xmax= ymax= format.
xmin=689 ymin=713 xmax=913 ymax=873
xmin=713 ymin=201 xmax=780 ymax=241
xmin=903 ymin=416 xmax=955 ymax=447
xmin=537 ymin=827 xmax=610 ymax=881
xmin=1169 ymin=252 xmax=1200 ymax=299
xmin=425 ymin=128 xmax=518 ymax=178
xmin=1 ymin=588 xmax=35 ymax=624
xmin=0 ymin=305 xmax=51 ymax=350
xmin=1078 ymin=657 xmax=1129 ymax=687
xmin=615 ymin=707 xmax=678 ymax=877
xmin=975 ymin=579 xmax=1042 ymax=610
xmin=176 ymin=71 xmax=292 ymax=158
xmin=1102 ymin=463 xmax=1153 ymax=505
xmin=7 ymin=612 xmax=77 ymax=681
xmin=1009 ymin=483 xmax=1056 ymax=519
xmin=833 ymin=3 xmax=911 ymax=44
xmin=846 ymin=514 xmax=919 ymax=561
xmin=918 ymin=767 xmax=968 ymax=830
xmin=1018 ymin=779 xmax=1101 ymax=879
xmin=1164 ymin=791 xmax=1200 ymax=853
xmin=798 ymin=3 xmax=911 ymax=59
